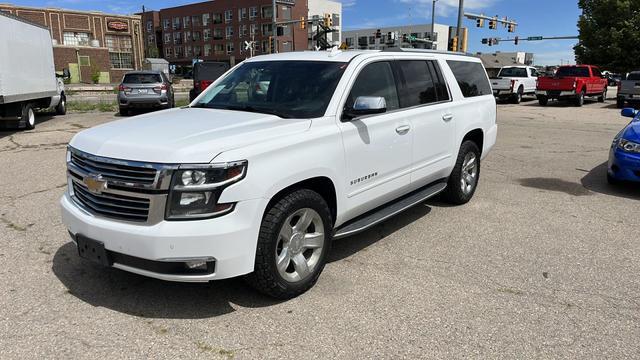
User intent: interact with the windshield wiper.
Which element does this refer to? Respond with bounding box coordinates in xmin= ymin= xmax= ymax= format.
xmin=219 ymin=105 xmax=292 ymax=119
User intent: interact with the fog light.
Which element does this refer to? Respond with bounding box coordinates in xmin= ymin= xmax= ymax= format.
xmin=185 ymin=260 xmax=208 ymax=270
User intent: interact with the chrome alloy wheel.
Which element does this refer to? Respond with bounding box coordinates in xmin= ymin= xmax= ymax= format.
xmin=27 ymin=108 xmax=35 ymax=128
xmin=460 ymin=152 xmax=478 ymax=195
xmin=275 ymin=208 xmax=325 ymax=283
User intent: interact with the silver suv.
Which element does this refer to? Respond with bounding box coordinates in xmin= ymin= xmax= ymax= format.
xmin=117 ymin=71 xmax=175 ymax=115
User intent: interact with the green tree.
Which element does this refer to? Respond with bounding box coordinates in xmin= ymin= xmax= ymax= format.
xmin=575 ymin=0 xmax=640 ymax=73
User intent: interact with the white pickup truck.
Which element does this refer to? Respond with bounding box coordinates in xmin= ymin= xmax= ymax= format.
xmin=0 ymin=12 xmax=67 ymax=129
xmin=490 ymin=66 xmax=539 ymax=104
xmin=61 ymin=49 xmax=497 ymax=299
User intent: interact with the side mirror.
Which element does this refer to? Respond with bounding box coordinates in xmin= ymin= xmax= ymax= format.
xmin=62 ymin=68 xmax=71 ymax=79
xmin=621 ymin=108 xmax=637 ymax=118
xmin=343 ymin=96 xmax=387 ymax=120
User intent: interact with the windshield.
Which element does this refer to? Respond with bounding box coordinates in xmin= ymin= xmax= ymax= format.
xmin=556 ymin=67 xmax=590 ymax=78
xmin=498 ymin=67 xmax=527 ymax=77
xmin=123 ymin=73 xmax=162 ymax=84
xmin=194 ymin=61 xmax=348 ymax=119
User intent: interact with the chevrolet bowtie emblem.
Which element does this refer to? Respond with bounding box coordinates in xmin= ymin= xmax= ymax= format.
xmin=83 ymin=174 xmax=107 ymax=194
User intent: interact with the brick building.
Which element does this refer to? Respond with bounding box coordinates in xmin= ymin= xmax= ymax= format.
xmin=141 ymin=0 xmax=308 ymax=67
xmin=0 ymin=4 xmax=144 ymax=83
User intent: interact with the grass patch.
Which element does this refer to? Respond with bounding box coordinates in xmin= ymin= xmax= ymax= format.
xmin=67 ymin=101 xmax=117 ymax=113
xmin=175 ymin=98 xmax=190 ymax=108
xmin=195 ymin=341 xmax=234 ymax=358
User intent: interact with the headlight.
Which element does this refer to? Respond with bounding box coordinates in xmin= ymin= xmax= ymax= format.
xmin=166 ymin=161 xmax=247 ymax=220
xmin=618 ymin=139 xmax=640 ymax=153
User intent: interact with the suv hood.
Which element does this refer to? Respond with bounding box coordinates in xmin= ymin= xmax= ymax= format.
xmin=69 ymin=108 xmax=312 ymax=163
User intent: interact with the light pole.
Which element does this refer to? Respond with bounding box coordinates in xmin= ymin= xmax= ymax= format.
xmin=272 ymin=0 xmax=278 ymax=53
xmin=431 ymin=0 xmax=437 ymax=36
xmin=456 ymin=0 xmax=464 ymax=52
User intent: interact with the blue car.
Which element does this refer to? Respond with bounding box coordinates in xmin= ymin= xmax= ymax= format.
xmin=608 ymin=108 xmax=640 ymax=184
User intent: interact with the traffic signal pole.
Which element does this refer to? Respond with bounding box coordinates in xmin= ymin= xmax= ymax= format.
xmin=272 ymin=0 xmax=277 ymax=53
xmin=456 ymin=0 xmax=464 ymax=52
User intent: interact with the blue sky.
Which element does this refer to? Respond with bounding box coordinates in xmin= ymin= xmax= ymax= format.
xmin=12 ymin=0 xmax=581 ymax=65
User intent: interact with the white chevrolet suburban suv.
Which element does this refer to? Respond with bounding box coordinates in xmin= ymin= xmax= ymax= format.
xmin=61 ymin=49 xmax=497 ymax=299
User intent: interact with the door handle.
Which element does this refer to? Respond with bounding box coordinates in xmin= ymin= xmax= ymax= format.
xmin=442 ymin=113 xmax=454 ymax=122
xmin=395 ymin=125 xmax=411 ymax=135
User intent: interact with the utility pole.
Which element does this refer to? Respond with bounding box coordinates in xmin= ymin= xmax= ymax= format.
xmin=272 ymin=0 xmax=278 ymax=53
xmin=431 ymin=0 xmax=437 ymax=35
xmin=456 ymin=0 xmax=464 ymax=52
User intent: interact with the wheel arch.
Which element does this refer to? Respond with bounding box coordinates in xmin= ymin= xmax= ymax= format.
xmin=462 ymin=128 xmax=484 ymax=157
xmin=265 ymin=176 xmax=338 ymax=226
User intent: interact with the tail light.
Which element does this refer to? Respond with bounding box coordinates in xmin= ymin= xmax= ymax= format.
xmin=510 ymin=79 xmax=516 ymax=91
xmin=153 ymin=84 xmax=168 ymax=93
xmin=573 ymin=80 xmax=577 ymax=89
xmin=118 ymin=84 xmax=131 ymax=92
xmin=200 ymin=80 xmax=213 ymax=91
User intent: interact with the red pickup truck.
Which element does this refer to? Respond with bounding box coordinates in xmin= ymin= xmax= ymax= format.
xmin=536 ymin=65 xmax=608 ymax=106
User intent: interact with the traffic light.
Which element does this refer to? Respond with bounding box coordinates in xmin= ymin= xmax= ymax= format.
xmin=508 ymin=23 xmax=516 ymax=33
xmin=514 ymin=36 xmax=519 ymax=45
xmin=450 ymin=36 xmax=458 ymax=51
xmin=402 ymin=34 xmax=408 ymax=43
xmin=300 ymin=17 xmax=306 ymax=30
xmin=476 ymin=18 xmax=484 ymax=28
xmin=488 ymin=38 xmax=493 ymax=46
xmin=488 ymin=19 xmax=496 ymax=30
xmin=375 ymin=29 xmax=382 ymax=39
xmin=269 ymin=36 xmax=275 ymax=54
xmin=323 ymin=13 xmax=332 ymax=27
xmin=481 ymin=38 xmax=488 ymax=45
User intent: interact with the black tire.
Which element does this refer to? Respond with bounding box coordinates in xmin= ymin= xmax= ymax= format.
xmin=55 ymin=94 xmax=67 ymax=115
xmin=246 ymin=189 xmax=333 ymax=299
xmin=119 ymin=106 xmax=129 ymax=116
xmin=617 ymin=98 xmax=625 ymax=109
xmin=607 ymin=173 xmax=619 ymax=185
xmin=20 ymin=103 xmax=36 ymax=130
xmin=538 ymin=96 xmax=548 ymax=106
xmin=575 ymin=89 xmax=585 ymax=107
xmin=598 ymin=89 xmax=606 ymax=103
xmin=442 ymin=141 xmax=481 ymax=205
xmin=512 ymin=87 xmax=523 ymax=104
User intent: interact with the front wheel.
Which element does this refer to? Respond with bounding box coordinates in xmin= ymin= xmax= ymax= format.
xmin=246 ymin=189 xmax=333 ymax=299
xmin=55 ymin=95 xmax=67 ymax=115
xmin=442 ymin=141 xmax=481 ymax=205
xmin=538 ymin=96 xmax=548 ymax=106
xmin=598 ymin=89 xmax=606 ymax=103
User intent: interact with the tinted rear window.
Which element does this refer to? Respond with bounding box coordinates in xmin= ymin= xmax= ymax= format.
xmin=446 ymin=60 xmax=492 ymax=97
xmin=498 ymin=67 xmax=528 ymax=77
xmin=556 ymin=67 xmax=590 ymax=77
xmin=123 ymin=74 xmax=162 ymax=84
xmin=627 ymin=72 xmax=640 ymax=80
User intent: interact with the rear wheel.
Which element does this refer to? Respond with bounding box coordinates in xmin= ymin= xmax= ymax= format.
xmin=55 ymin=95 xmax=67 ymax=115
xmin=538 ymin=96 xmax=548 ymax=106
xmin=512 ymin=87 xmax=523 ymax=104
xmin=443 ymin=141 xmax=481 ymax=205
xmin=20 ymin=103 xmax=36 ymax=130
xmin=246 ymin=189 xmax=333 ymax=299
xmin=119 ymin=106 xmax=129 ymax=116
xmin=575 ymin=89 xmax=585 ymax=107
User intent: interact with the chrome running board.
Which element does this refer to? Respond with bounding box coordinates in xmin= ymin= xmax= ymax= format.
xmin=333 ymin=180 xmax=447 ymax=239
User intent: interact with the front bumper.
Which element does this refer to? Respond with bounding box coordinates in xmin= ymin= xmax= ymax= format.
xmin=536 ymin=90 xmax=577 ymax=98
xmin=60 ymin=192 xmax=265 ymax=282
xmin=608 ymin=146 xmax=640 ymax=182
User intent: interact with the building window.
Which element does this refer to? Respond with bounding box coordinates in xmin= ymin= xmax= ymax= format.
xmin=250 ymin=24 xmax=257 ymax=36
xmin=225 ymin=10 xmax=233 ymax=23
xmin=281 ymin=6 xmax=291 ymax=20
xmin=63 ymin=32 xmax=90 ymax=46
xmin=213 ymin=28 xmax=223 ymax=40
xmin=203 ymin=13 xmax=211 ymax=26
xmin=105 ymin=35 xmax=133 ymax=69
xmin=78 ymin=56 xmax=90 ymax=66
xmin=249 ymin=7 xmax=258 ymax=20
xmin=175 ymin=46 xmax=184 ymax=58
xmin=203 ymin=29 xmax=211 ymax=41
xmin=239 ymin=24 xmax=247 ymax=38
xmin=239 ymin=8 xmax=247 ymax=20
xmin=194 ymin=45 xmax=201 ymax=57
xmin=192 ymin=15 xmax=200 ymax=27
xmin=174 ymin=32 xmax=182 ymax=45
xmin=165 ymin=47 xmax=173 ymax=58
xmin=226 ymin=43 xmax=234 ymax=55
xmin=184 ymin=31 xmax=191 ymax=42
xmin=204 ymin=44 xmax=211 ymax=56
xmin=183 ymin=16 xmax=191 ymax=28
xmin=146 ymin=21 xmax=153 ymax=32
xmin=192 ymin=31 xmax=201 ymax=41
xmin=163 ymin=19 xmax=170 ymax=30
xmin=164 ymin=33 xmax=171 ymax=44
xmin=186 ymin=45 xmax=192 ymax=57
xmin=262 ymin=23 xmax=273 ymax=36
xmin=215 ymin=43 xmax=224 ymax=54
xmin=261 ymin=6 xmax=273 ymax=19
xmin=213 ymin=13 xmax=223 ymax=24
xmin=226 ymin=26 xmax=233 ymax=39
xmin=148 ymin=35 xmax=155 ymax=45
xmin=173 ymin=17 xmax=181 ymax=30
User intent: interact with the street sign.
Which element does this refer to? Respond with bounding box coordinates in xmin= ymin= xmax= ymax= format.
xmin=244 ymin=41 xmax=255 ymax=50
xmin=527 ymin=36 xmax=543 ymax=41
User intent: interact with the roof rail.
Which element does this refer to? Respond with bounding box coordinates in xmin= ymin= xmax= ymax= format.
xmin=382 ymin=47 xmax=473 ymax=57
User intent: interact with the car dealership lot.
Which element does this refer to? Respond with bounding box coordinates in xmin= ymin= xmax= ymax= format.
xmin=0 ymin=101 xmax=638 ymax=358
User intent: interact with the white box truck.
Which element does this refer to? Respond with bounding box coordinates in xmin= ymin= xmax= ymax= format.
xmin=0 ymin=12 xmax=68 ymax=130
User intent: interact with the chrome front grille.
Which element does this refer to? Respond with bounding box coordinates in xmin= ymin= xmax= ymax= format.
xmin=70 ymin=151 xmax=158 ymax=185
xmin=66 ymin=147 xmax=176 ymax=224
xmin=72 ymin=182 xmax=150 ymax=222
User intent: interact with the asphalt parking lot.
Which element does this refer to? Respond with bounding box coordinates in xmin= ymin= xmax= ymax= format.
xmin=1 ymin=95 xmax=639 ymax=359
